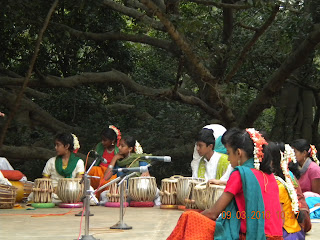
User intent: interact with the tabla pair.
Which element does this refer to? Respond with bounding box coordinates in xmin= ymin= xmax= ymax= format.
xmin=105 ymin=176 xmax=157 ymax=208
xmin=159 ymin=176 xmax=225 ymax=210
xmin=31 ymin=178 xmax=84 ymax=208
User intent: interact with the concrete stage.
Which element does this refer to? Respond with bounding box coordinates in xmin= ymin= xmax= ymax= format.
xmin=0 ymin=205 xmax=319 ymax=240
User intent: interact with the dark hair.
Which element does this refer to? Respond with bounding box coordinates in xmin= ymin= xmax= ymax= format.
xmin=121 ymin=136 xmax=136 ymax=151
xmin=196 ymin=128 xmax=215 ymax=148
xmin=290 ymin=139 xmax=315 ymax=162
xmin=290 ymin=139 xmax=310 ymax=153
xmin=221 ymin=128 xmax=272 ymax=174
xmin=268 ymin=142 xmax=285 ymax=180
xmin=101 ymin=128 xmax=117 ymax=142
xmin=55 ymin=133 xmax=74 ymax=151
xmin=288 ymin=161 xmax=301 ymax=180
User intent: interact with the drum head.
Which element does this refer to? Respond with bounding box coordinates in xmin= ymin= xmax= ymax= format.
xmin=31 ymin=202 xmax=55 ymax=208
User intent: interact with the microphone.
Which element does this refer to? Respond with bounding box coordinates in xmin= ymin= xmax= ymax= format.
xmin=93 ymin=151 xmax=108 ymax=164
xmin=112 ymin=165 xmax=150 ymax=174
xmin=140 ymin=156 xmax=171 ymax=162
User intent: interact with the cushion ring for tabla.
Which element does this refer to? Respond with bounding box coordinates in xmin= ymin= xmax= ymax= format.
xmin=105 ymin=202 xmax=129 ymax=208
xmin=31 ymin=202 xmax=55 ymax=208
xmin=129 ymin=201 xmax=154 ymax=207
xmin=58 ymin=202 xmax=83 ymax=208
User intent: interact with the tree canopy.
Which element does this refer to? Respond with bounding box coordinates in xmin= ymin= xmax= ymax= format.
xmin=0 ymin=0 xmax=319 ymax=180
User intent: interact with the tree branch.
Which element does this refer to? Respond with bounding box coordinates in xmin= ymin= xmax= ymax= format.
xmin=188 ymin=0 xmax=252 ymax=9
xmin=0 ymin=145 xmax=89 ymax=162
xmin=224 ymin=5 xmax=279 ymax=83
xmin=0 ymin=89 xmax=80 ymax=133
xmin=102 ymin=0 xmax=164 ymax=31
xmin=50 ymin=22 xmax=175 ymax=53
xmin=0 ymin=69 xmax=223 ymax=120
xmin=140 ymin=0 xmax=218 ymax=85
xmin=0 ymin=0 xmax=59 ymax=148
xmin=240 ymin=25 xmax=320 ymax=128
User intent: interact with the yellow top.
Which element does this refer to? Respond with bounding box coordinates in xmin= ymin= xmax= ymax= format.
xmin=277 ymin=180 xmax=301 ymax=233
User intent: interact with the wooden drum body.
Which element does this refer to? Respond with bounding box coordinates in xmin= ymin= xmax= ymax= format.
xmin=107 ymin=181 xmax=127 ymax=202
xmin=160 ymin=178 xmax=178 ymax=205
xmin=0 ymin=184 xmax=17 ymax=209
xmin=9 ymin=181 xmax=33 ymax=202
xmin=128 ymin=177 xmax=157 ymax=202
xmin=194 ymin=182 xmax=225 ymax=210
xmin=32 ymin=178 xmax=54 ymax=203
xmin=176 ymin=177 xmax=204 ymax=206
xmin=56 ymin=178 xmax=83 ymax=203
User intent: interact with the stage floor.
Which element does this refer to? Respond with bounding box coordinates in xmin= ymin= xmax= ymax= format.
xmin=0 ymin=205 xmax=319 ymax=240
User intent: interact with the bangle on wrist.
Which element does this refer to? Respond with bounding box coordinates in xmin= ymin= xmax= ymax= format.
xmin=108 ymin=165 xmax=113 ymax=169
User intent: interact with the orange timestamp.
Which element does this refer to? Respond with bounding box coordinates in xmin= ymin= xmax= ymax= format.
xmin=221 ymin=211 xmax=271 ymax=220
xmin=221 ymin=210 xmax=300 ymax=220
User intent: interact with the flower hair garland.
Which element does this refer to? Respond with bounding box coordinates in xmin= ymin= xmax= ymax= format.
xmin=309 ymin=145 xmax=319 ymax=165
xmin=109 ymin=125 xmax=121 ymax=146
xmin=246 ymin=128 xmax=268 ymax=170
xmin=284 ymin=144 xmax=297 ymax=164
xmin=279 ymin=149 xmax=299 ymax=214
xmin=71 ymin=133 xmax=80 ymax=153
xmin=134 ymin=141 xmax=143 ymax=154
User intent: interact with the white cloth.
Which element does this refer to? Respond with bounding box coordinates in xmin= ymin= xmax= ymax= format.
xmin=192 ymin=124 xmax=227 ymax=163
xmin=191 ymin=151 xmax=223 ymax=181
xmin=0 ymin=157 xmax=14 ymax=170
xmin=219 ymin=164 xmax=233 ymax=182
xmin=42 ymin=156 xmax=85 ymax=188
xmin=0 ymin=171 xmax=12 ymax=185
xmin=203 ymin=124 xmax=227 ymax=139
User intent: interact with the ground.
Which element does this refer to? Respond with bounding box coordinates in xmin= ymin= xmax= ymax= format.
xmin=0 ymin=205 xmax=319 ymax=240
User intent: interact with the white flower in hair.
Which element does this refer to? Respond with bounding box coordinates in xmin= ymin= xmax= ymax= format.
xmin=71 ymin=133 xmax=80 ymax=153
xmin=279 ymin=150 xmax=299 ymax=214
xmin=284 ymin=144 xmax=297 ymax=164
xmin=134 ymin=141 xmax=143 ymax=154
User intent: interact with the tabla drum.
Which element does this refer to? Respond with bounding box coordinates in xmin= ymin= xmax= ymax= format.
xmin=9 ymin=181 xmax=33 ymax=203
xmin=184 ymin=180 xmax=203 ymax=209
xmin=0 ymin=184 xmax=17 ymax=209
xmin=56 ymin=178 xmax=84 ymax=203
xmin=32 ymin=178 xmax=54 ymax=203
xmin=160 ymin=178 xmax=178 ymax=208
xmin=194 ymin=182 xmax=225 ymax=210
xmin=176 ymin=177 xmax=205 ymax=206
xmin=128 ymin=177 xmax=157 ymax=202
xmin=107 ymin=181 xmax=127 ymax=202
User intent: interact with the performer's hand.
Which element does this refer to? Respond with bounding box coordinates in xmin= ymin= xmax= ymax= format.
xmin=104 ymin=169 xmax=113 ymax=180
xmin=140 ymin=171 xmax=150 ymax=177
xmin=0 ymin=112 xmax=5 ymax=117
xmin=208 ymin=179 xmax=227 ymax=185
xmin=200 ymin=209 xmax=216 ymax=220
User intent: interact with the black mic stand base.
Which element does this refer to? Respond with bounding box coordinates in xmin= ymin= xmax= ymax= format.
xmin=76 ymin=235 xmax=99 ymax=240
xmin=110 ymin=222 xmax=132 ymax=230
xmin=75 ymin=211 xmax=94 ymax=216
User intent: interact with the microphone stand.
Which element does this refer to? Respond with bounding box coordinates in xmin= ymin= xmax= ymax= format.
xmin=75 ymin=158 xmax=100 ymax=240
xmin=110 ymin=171 xmax=138 ymax=230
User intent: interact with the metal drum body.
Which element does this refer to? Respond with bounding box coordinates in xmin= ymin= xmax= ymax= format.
xmin=160 ymin=178 xmax=178 ymax=205
xmin=176 ymin=177 xmax=204 ymax=206
xmin=56 ymin=178 xmax=83 ymax=203
xmin=9 ymin=180 xmax=33 ymax=202
xmin=32 ymin=178 xmax=54 ymax=203
xmin=194 ymin=182 xmax=225 ymax=210
xmin=128 ymin=177 xmax=157 ymax=202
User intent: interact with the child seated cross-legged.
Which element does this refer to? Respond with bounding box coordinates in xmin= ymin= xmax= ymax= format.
xmin=167 ymin=128 xmax=283 ymax=240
